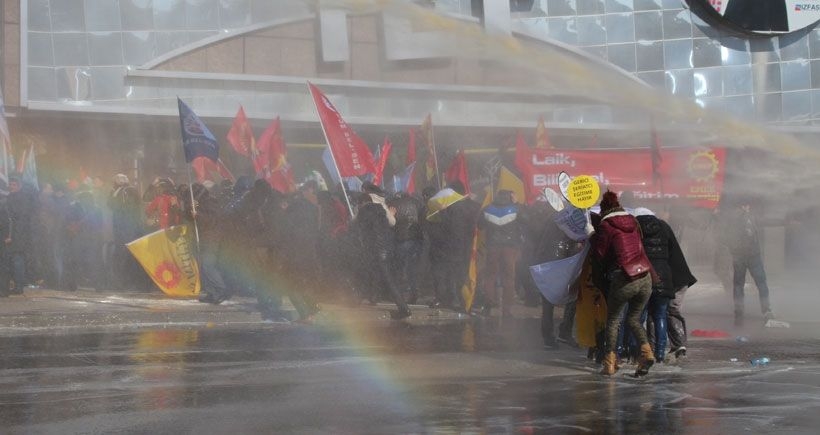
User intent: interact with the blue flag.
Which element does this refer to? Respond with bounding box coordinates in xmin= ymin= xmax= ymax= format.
xmin=393 ymin=162 xmax=416 ymax=193
xmin=322 ymin=148 xmax=364 ymax=191
xmin=529 ymin=243 xmax=589 ymax=305
xmin=177 ymin=98 xmax=219 ymax=163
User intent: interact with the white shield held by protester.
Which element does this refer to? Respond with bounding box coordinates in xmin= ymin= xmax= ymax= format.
xmin=554 ymin=205 xmax=590 ymax=242
xmin=542 ymin=187 xmax=565 ymax=212
xmin=558 ymin=171 xmax=572 ymax=200
xmin=529 ymin=243 xmax=589 ymax=305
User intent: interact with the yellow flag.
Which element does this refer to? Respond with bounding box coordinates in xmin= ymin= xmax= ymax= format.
xmin=461 ymin=229 xmax=479 ymax=312
xmin=425 ymin=187 xmax=465 ymax=221
xmin=127 ymin=225 xmax=200 ymax=298
xmin=575 ymin=257 xmax=607 ymax=348
xmin=480 ymin=185 xmax=493 ymax=209
xmin=420 ymin=114 xmax=437 ymax=181
xmin=535 ymin=116 xmax=552 ymax=149
xmin=497 ymin=166 xmax=525 ymax=203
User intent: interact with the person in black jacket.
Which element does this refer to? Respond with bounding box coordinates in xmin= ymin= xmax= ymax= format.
xmin=185 ymin=183 xmax=231 ymax=305
xmin=720 ymin=199 xmax=774 ymax=326
xmin=277 ymin=181 xmax=321 ymax=321
xmin=427 ymin=182 xmax=481 ymax=312
xmin=352 ymin=195 xmax=410 ymax=319
xmin=108 ymin=174 xmax=144 ymax=291
xmin=519 ymin=198 xmax=576 ymax=348
xmin=635 ymin=208 xmax=697 ymax=362
xmin=391 ymin=193 xmax=424 ymax=304
xmin=6 ymin=177 xmax=35 ymax=294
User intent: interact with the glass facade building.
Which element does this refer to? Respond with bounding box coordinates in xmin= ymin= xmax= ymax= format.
xmin=10 ymin=0 xmax=820 ymax=130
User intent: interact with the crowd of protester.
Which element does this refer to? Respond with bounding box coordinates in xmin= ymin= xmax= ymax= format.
xmin=0 ymin=169 xmax=792 ymax=377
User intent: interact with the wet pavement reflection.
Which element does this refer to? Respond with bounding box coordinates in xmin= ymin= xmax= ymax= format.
xmin=0 ymin=317 xmax=818 ymax=434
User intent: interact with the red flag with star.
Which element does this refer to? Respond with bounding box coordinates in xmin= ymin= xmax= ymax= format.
xmin=226 ymin=106 xmax=255 ymax=157
xmin=255 ymin=117 xmax=294 ymax=193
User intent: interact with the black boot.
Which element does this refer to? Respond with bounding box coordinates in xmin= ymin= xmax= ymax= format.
xmin=390 ymin=309 xmax=411 ymax=320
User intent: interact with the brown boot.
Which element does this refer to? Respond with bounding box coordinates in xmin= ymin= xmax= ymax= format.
xmin=600 ymin=352 xmax=618 ymax=376
xmin=635 ymin=343 xmax=656 ymax=377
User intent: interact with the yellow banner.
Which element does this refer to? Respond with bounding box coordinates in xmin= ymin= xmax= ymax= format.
xmin=497 ymin=166 xmax=525 ymax=203
xmin=461 ymin=230 xmax=479 ymax=312
xmin=127 ymin=225 xmax=200 ymax=298
xmin=575 ymin=257 xmax=606 ymax=348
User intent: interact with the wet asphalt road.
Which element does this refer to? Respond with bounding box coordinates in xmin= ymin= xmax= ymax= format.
xmin=1 ymin=311 xmax=819 ymax=435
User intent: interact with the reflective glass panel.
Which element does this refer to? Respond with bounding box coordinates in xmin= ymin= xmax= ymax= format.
xmin=49 ymin=0 xmax=85 ymax=32
xmin=85 ymin=0 xmax=122 ymax=31
xmin=88 ymin=32 xmax=125 ymax=66
xmin=53 ymin=33 xmax=90 ymax=66
xmin=28 ymin=32 xmax=55 ymax=66
xmin=605 ymin=13 xmax=634 ymax=44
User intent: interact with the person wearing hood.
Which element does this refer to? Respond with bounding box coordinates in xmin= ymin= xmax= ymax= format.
xmin=591 ymin=191 xmax=655 ymax=376
xmin=634 ymin=207 xmax=697 ymax=363
xmin=479 ymin=190 xmax=523 ymax=317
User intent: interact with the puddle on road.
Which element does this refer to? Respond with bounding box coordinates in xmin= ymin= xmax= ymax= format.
xmin=0 ymin=321 xmax=818 ymax=433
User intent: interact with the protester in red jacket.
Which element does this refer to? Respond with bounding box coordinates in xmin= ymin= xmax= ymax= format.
xmin=591 ymin=191 xmax=655 ymax=376
xmin=144 ymin=179 xmax=181 ymax=230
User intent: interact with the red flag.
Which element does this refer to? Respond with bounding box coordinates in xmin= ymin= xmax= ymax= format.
xmin=406 ymin=128 xmax=416 ymax=165
xmin=445 ymin=149 xmax=470 ymax=195
xmin=226 ymin=106 xmax=255 ymax=157
xmin=373 ymin=136 xmax=393 ymax=187
xmin=650 ymin=117 xmax=663 ymax=186
xmin=256 ymin=117 xmax=294 ymax=193
xmin=535 ymin=116 xmax=552 ymax=149
xmin=192 ymin=156 xmax=234 ymax=183
xmin=308 ymin=82 xmax=376 ymax=177
xmin=514 ymin=133 xmax=533 ymax=201
xmin=405 ymin=163 xmax=416 ymax=195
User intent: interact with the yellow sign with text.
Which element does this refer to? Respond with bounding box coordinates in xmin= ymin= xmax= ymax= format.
xmin=567 ymin=175 xmax=601 ymax=209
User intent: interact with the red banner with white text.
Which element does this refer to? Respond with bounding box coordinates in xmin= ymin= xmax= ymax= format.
xmin=517 ymin=147 xmax=726 ymax=208
xmin=308 ymin=82 xmax=376 ymax=177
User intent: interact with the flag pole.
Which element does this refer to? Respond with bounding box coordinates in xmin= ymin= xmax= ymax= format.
xmin=217 ymin=158 xmax=236 ymax=181
xmin=307 ymin=83 xmax=355 ymax=218
xmin=429 ymin=115 xmax=442 ymax=190
xmin=649 ymin=115 xmax=665 ymax=194
xmin=185 ymin=165 xmax=201 ymax=248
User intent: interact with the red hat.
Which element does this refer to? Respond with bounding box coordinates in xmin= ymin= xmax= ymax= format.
xmin=600 ymin=190 xmax=620 ymax=212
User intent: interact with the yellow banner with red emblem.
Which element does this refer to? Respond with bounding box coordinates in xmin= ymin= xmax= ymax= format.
xmin=127 ymin=225 xmax=200 ymax=297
